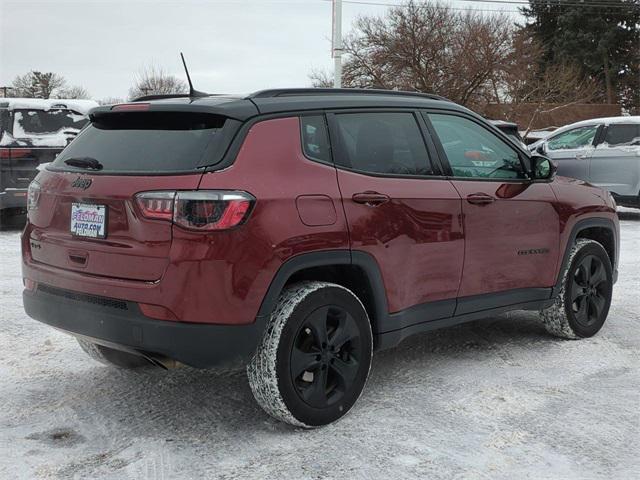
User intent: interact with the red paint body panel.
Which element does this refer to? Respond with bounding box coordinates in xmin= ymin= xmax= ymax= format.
xmin=23 ymin=117 xmax=348 ymax=324
xmin=451 ymin=180 xmax=560 ymax=297
xmin=336 ymin=170 xmax=464 ymax=312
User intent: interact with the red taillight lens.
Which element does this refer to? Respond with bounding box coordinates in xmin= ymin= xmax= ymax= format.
xmin=112 ymin=103 xmax=150 ymax=112
xmin=135 ymin=191 xmax=175 ymax=221
xmin=0 ymin=148 xmax=32 ymax=159
xmin=174 ymin=191 xmax=254 ymax=231
xmin=134 ymin=190 xmax=254 ymax=231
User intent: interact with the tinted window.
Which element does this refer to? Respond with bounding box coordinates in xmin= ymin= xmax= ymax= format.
xmin=52 ymin=112 xmax=226 ymax=173
xmin=301 ymin=115 xmax=331 ymax=163
xmin=547 ymin=125 xmax=598 ymax=151
xmin=603 ymin=124 xmax=640 ymax=146
xmin=333 ymin=112 xmax=434 ymax=176
xmin=428 ymin=114 xmax=525 ymax=179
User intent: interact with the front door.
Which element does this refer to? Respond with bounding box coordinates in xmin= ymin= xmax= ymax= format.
xmin=426 ymin=112 xmax=560 ymax=312
xmin=328 ymin=111 xmax=464 ymax=326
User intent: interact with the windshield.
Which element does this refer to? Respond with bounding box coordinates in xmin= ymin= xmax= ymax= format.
xmin=51 ymin=111 xmax=227 ymax=173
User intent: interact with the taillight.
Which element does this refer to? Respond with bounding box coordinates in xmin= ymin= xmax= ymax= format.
xmin=135 ymin=191 xmax=175 ymax=221
xmin=112 ymin=103 xmax=150 ymax=111
xmin=0 ymin=148 xmax=32 ymax=159
xmin=134 ymin=190 xmax=255 ymax=231
xmin=27 ymin=180 xmax=41 ymax=211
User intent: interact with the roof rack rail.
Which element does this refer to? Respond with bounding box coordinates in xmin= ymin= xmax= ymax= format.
xmin=247 ymin=88 xmax=449 ymax=102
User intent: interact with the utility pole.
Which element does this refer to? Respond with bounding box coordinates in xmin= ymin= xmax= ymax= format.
xmin=332 ymin=0 xmax=343 ymax=88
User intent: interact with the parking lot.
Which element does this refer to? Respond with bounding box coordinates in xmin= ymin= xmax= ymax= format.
xmin=1 ymin=209 xmax=638 ymax=480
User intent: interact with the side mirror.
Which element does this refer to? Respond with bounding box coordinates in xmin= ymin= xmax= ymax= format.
xmin=531 ymin=155 xmax=557 ymax=180
xmin=535 ymin=143 xmax=546 ymax=155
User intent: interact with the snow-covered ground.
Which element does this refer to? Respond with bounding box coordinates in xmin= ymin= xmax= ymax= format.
xmin=1 ymin=210 xmax=638 ymax=479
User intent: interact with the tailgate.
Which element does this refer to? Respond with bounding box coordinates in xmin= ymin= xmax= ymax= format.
xmin=28 ymin=170 xmax=202 ymax=281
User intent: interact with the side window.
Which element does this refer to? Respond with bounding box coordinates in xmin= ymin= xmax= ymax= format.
xmin=427 ymin=113 xmax=525 ymax=179
xmin=333 ymin=112 xmax=435 ymax=176
xmin=603 ymin=124 xmax=640 ymax=147
xmin=546 ymin=125 xmax=598 ymax=151
xmin=301 ymin=115 xmax=331 ymax=163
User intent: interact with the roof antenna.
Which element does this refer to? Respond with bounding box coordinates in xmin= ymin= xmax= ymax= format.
xmin=180 ymin=52 xmax=208 ymax=97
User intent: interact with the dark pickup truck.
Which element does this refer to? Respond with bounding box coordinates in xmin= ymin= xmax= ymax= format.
xmin=0 ymin=99 xmax=96 ymax=218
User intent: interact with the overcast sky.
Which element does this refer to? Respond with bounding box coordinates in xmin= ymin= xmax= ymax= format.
xmin=0 ymin=0 xmax=522 ymax=101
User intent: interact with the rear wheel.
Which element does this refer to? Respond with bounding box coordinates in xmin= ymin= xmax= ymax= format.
xmin=77 ymin=339 xmax=150 ymax=369
xmin=541 ymin=238 xmax=613 ymax=339
xmin=247 ymin=281 xmax=373 ymax=427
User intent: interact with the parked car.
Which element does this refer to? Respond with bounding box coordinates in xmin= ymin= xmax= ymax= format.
xmin=22 ymin=88 xmax=619 ymax=427
xmin=0 ymin=98 xmax=97 ymax=218
xmin=489 ymin=119 xmax=526 ymax=149
xmin=529 ymin=116 xmax=640 ymax=208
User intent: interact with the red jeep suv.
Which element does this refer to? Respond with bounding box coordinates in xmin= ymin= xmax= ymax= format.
xmin=22 ymin=89 xmax=619 ymax=427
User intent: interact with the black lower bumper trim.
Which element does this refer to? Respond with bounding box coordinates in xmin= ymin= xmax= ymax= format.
xmin=23 ymin=288 xmax=266 ymax=368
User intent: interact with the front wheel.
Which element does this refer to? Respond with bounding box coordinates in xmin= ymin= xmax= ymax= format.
xmin=541 ymin=238 xmax=613 ymax=339
xmin=247 ymin=281 xmax=373 ymax=427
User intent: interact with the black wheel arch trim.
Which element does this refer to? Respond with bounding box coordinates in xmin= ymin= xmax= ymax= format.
xmin=255 ymin=250 xmax=390 ymax=338
xmin=553 ymin=217 xmax=619 ymax=297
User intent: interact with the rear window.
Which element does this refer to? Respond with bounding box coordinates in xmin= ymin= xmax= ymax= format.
xmin=13 ymin=109 xmax=88 ymax=136
xmin=52 ymin=112 xmax=227 ymax=173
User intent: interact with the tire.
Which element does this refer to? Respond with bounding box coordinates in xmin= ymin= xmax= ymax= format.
xmin=77 ymin=339 xmax=151 ymax=369
xmin=541 ymin=238 xmax=613 ymax=339
xmin=247 ymin=281 xmax=373 ymax=428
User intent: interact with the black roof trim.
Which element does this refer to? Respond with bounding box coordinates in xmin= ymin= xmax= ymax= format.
xmin=131 ymin=93 xmax=192 ymax=102
xmin=248 ymin=88 xmax=450 ymax=102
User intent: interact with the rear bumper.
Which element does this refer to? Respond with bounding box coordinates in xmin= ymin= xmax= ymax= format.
xmin=0 ymin=188 xmax=28 ymax=211
xmin=23 ymin=285 xmax=266 ymax=368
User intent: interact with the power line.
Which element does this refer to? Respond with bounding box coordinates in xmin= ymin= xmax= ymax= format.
xmin=327 ymin=0 xmax=640 ymax=11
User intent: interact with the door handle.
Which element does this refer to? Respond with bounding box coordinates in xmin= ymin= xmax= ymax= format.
xmin=466 ymin=193 xmax=495 ymax=205
xmin=352 ymin=191 xmax=390 ymax=206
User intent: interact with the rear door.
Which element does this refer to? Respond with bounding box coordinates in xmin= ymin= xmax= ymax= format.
xmin=27 ymin=110 xmax=230 ymax=281
xmin=327 ymin=110 xmax=464 ymax=326
xmin=589 ymin=123 xmax=640 ymax=197
xmin=542 ymin=124 xmax=601 ymax=181
xmin=425 ymin=112 xmax=559 ymax=310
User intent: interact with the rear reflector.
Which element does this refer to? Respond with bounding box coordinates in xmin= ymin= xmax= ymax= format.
xmin=23 ymin=278 xmax=37 ymax=291
xmin=111 ymin=103 xmax=150 ymax=112
xmin=134 ymin=190 xmax=255 ymax=231
xmin=139 ymin=303 xmax=178 ymax=321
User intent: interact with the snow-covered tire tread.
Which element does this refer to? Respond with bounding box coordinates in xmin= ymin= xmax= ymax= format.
xmin=540 ymin=238 xmax=607 ymax=339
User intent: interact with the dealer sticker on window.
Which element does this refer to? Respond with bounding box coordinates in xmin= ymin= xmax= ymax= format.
xmin=70 ymin=203 xmax=107 ymax=238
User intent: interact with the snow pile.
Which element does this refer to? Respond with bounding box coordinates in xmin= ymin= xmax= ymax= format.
xmin=0 ymin=98 xmax=98 ymax=115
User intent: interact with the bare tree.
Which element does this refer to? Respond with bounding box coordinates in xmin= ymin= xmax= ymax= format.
xmin=98 ymin=97 xmax=126 ymax=106
xmin=128 ymin=65 xmax=187 ymax=99
xmin=309 ymin=68 xmax=333 ymax=88
xmin=11 ymin=71 xmax=67 ymax=98
xmin=57 ymin=85 xmax=91 ymax=99
xmin=322 ymin=1 xmax=513 ymax=109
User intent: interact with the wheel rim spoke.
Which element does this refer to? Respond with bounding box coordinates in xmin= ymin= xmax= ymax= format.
xmin=574 ymin=295 xmax=589 ymax=323
xmin=570 ymin=280 xmax=585 ymax=303
xmin=328 ymin=315 xmax=359 ymax=351
xmin=291 ymin=346 xmax=320 ymax=378
xmin=301 ymin=366 xmax=328 ymax=405
xmin=330 ymin=356 xmax=359 ymax=388
xmin=589 ymin=294 xmax=605 ymax=320
xmin=589 ymin=260 xmax=606 ymax=287
xmin=306 ymin=307 xmax=330 ymax=347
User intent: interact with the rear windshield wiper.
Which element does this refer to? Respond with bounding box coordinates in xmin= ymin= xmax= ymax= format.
xmin=64 ymin=157 xmax=103 ymax=170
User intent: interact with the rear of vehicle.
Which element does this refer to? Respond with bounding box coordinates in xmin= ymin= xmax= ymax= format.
xmin=0 ymin=100 xmax=94 ymax=217
xmin=22 ymin=100 xmax=259 ymax=367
